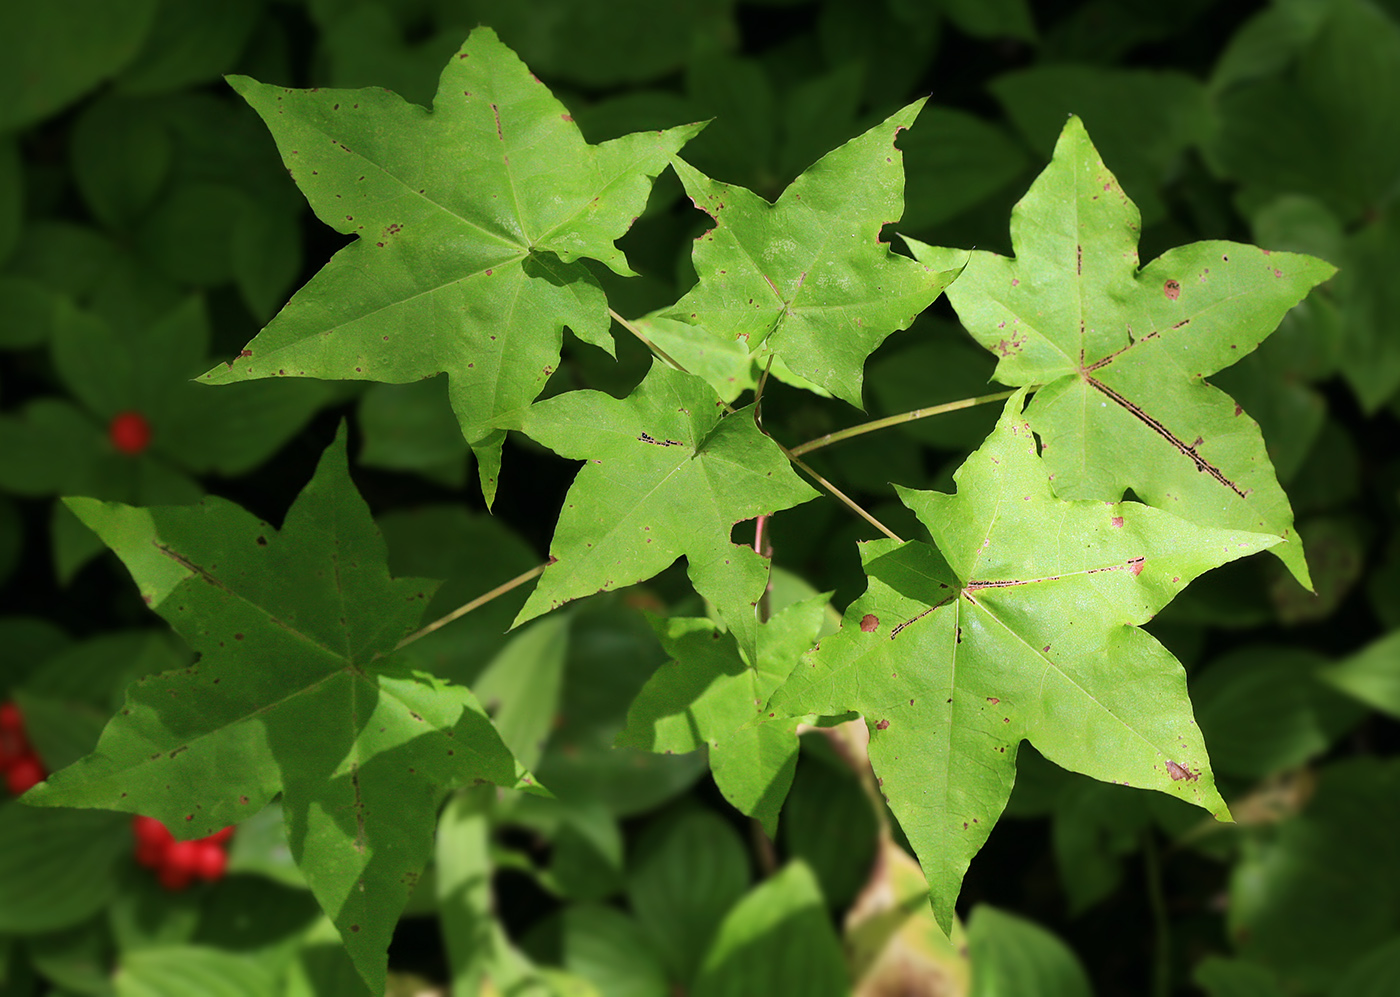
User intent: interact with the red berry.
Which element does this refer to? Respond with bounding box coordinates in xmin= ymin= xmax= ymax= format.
xmin=5 ymin=755 xmax=44 ymax=795
xmin=108 ymin=411 xmax=153 ymax=455
xmin=135 ymin=840 xmax=167 ymax=868
xmin=0 ymin=733 xmax=26 ymax=767
xmin=132 ymin=816 xmax=173 ymax=867
xmin=157 ymin=862 xmax=194 ymax=891
xmin=193 ymin=840 xmax=227 ymax=881
xmin=160 ymin=838 xmax=203 ymax=886
xmin=0 ymin=704 xmax=26 ymax=764
xmin=132 ymin=815 xmax=172 ymax=846
xmin=164 ymin=838 xmax=201 ymax=871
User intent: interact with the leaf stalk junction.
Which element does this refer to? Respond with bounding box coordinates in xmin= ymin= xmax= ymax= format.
xmin=401 ymin=320 xmax=1020 ymax=643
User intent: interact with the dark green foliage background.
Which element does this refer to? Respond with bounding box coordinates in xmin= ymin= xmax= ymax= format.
xmin=2 ymin=1 xmax=1399 ymax=995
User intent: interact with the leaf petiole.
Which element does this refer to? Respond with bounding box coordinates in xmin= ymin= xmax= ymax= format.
xmin=753 ymin=353 xmax=775 ymax=426
xmin=610 ymin=307 xmax=902 ymax=541
xmin=395 ymin=562 xmax=549 ymax=650
xmin=788 ymin=388 xmax=1019 ymax=457
xmin=778 ymin=443 xmax=905 ymax=543
xmin=608 ymin=307 xmax=691 ymax=376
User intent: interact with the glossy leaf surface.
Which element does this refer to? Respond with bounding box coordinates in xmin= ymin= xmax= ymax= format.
xmin=771 ymin=392 xmax=1278 ymax=928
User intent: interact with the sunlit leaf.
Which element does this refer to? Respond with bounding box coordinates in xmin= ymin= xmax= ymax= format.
xmin=618 ymin=596 xmax=828 ymax=836
xmin=200 ymin=28 xmax=702 ymax=503
xmin=771 ymin=391 xmax=1279 ymax=928
xmin=907 ymin=116 xmax=1333 ymax=587
xmin=513 ymin=361 xmax=817 ymax=663
xmin=661 ymin=101 xmax=961 ymax=407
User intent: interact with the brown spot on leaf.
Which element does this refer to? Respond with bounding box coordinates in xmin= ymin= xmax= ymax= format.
xmin=1165 ymin=760 xmax=1197 ymax=781
xmin=860 ymin=614 xmax=879 ymax=632
xmin=1164 ymin=279 xmax=1181 ymax=300
xmin=875 ymin=719 xmax=890 ymax=730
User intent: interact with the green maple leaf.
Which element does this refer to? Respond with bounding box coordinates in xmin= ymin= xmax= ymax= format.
xmin=198 ymin=27 xmax=702 ymax=504
xmin=617 ymin=595 xmax=829 ymax=836
xmin=660 ymin=100 xmax=961 ymax=407
xmin=905 ymin=115 xmax=1334 ymax=587
xmin=512 ymin=361 xmax=818 ymax=663
xmin=26 ymin=426 xmax=537 ymax=994
xmin=770 ymin=391 xmax=1280 ymax=931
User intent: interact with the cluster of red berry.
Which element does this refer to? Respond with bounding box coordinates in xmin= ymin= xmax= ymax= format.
xmin=132 ymin=816 xmax=234 ymax=890
xmin=0 ymin=702 xmax=46 ymax=796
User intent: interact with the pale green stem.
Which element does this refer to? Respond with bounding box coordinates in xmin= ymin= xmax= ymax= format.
xmin=609 ymin=307 xmax=902 ymax=541
xmin=779 ymin=443 xmax=904 ymax=543
xmin=753 ymin=353 xmax=775 ymax=421
xmin=608 ymin=307 xmax=690 ymax=375
xmin=789 ymin=389 xmax=1018 ymax=457
xmin=395 ymin=563 xmax=548 ymax=650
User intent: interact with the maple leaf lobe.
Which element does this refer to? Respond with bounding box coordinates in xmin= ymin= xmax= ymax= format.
xmin=41 ymin=426 xmax=533 ymax=994
xmin=204 ymin=29 xmax=703 ymax=505
xmin=662 ymin=100 xmax=961 ymax=407
xmin=770 ymin=391 xmax=1276 ymax=931
xmin=907 ymin=115 xmax=1333 ymax=588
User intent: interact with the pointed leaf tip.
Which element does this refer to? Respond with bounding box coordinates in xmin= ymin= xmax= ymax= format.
xmin=208 ymin=32 xmax=702 ymax=498
xmin=45 ymin=429 xmax=534 ymax=995
xmin=662 ymin=100 xmax=952 ymax=406
xmin=915 ymin=115 xmax=1327 ymax=586
xmin=775 ymin=386 xmax=1257 ymax=922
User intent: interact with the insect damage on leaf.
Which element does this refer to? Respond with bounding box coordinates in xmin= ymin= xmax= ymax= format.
xmin=905 ymin=115 xmax=1335 ymax=589
xmin=768 ymin=390 xmax=1279 ymax=933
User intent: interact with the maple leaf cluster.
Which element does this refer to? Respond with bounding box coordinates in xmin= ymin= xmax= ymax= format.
xmin=27 ymin=26 xmax=1337 ymax=991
